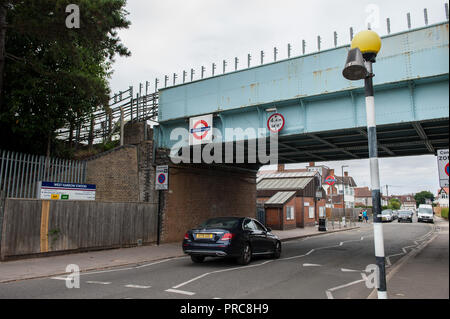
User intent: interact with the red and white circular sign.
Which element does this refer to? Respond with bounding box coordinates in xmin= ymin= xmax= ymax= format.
xmin=191 ymin=120 xmax=211 ymax=140
xmin=325 ymin=176 xmax=337 ymax=186
xmin=267 ymin=113 xmax=285 ymax=133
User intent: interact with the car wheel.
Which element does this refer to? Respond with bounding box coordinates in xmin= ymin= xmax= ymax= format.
xmin=190 ymin=255 xmax=205 ymax=263
xmin=237 ymin=243 xmax=252 ymax=265
xmin=272 ymin=241 xmax=281 ymax=259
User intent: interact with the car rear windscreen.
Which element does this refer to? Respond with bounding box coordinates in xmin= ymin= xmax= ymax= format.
xmin=198 ymin=218 xmax=241 ymax=230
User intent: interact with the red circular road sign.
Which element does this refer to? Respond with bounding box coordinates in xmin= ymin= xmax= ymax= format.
xmin=325 ymin=176 xmax=337 ymax=186
xmin=267 ymin=113 xmax=285 ymax=133
xmin=157 ymin=173 xmax=166 ymax=184
xmin=191 ymin=120 xmax=211 ymax=140
xmin=446 ymin=163 xmax=449 ymax=176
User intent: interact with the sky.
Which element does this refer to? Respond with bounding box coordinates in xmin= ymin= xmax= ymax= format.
xmin=107 ymin=0 xmax=449 ymax=196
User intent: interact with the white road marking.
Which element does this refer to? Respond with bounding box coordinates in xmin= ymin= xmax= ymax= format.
xmin=165 ymin=288 xmax=196 ymax=296
xmin=51 ymin=276 xmax=70 ymax=281
xmin=326 ymin=279 xmax=366 ymax=299
xmin=171 ymin=260 xmax=274 ymax=290
xmin=86 ymin=281 xmax=111 ymax=285
xmin=71 ymin=257 xmax=188 ymax=277
xmin=341 ymin=268 xmax=360 ymax=273
xmin=328 ymin=279 xmax=366 ymax=292
xmin=135 ymin=257 xmax=187 ymax=269
xmin=303 ymin=263 xmax=321 ymax=267
xmin=124 ymin=284 xmax=151 ymax=289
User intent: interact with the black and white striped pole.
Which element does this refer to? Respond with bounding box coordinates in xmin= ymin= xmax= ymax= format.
xmin=342 ymin=30 xmax=387 ymax=299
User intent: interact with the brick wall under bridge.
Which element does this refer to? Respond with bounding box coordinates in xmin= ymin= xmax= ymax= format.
xmin=157 ymin=164 xmax=257 ymax=243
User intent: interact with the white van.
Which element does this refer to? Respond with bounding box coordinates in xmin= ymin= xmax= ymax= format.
xmin=417 ymin=204 xmax=434 ymax=223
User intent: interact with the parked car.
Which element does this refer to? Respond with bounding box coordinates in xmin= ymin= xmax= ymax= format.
xmin=417 ymin=204 xmax=434 ymax=223
xmin=392 ymin=210 xmax=399 ymax=220
xmin=397 ymin=210 xmax=413 ymax=223
xmin=182 ymin=217 xmax=282 ymax=265
xmin=381 ymin=209 xmax=393 ymax=222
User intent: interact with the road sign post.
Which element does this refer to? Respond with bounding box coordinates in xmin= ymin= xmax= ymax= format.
xmin=156 ymin=165 xmax=169 ymax=246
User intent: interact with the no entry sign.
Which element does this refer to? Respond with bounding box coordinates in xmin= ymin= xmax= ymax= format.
xmin=325 ymin=176 xmax=337 ymax=186
xmin=267 ymin=113 xmax=285 ymax=133
xmin=156 ymin=165 xmax=169 ymax=190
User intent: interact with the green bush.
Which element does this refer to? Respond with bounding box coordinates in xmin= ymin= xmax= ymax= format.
xmin=441 ymin=208 xmax=449 ymax=219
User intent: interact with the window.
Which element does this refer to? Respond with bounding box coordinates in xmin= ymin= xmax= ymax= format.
xmin=243 ymin=219 xmax=257 ymax=231
xmin=309 ymin=206 xmax=315 ymax=219
xmin=286 ymin=206 xmax=294 ymax=220
xmin=253 ymin=220 xmax=267 ymax=231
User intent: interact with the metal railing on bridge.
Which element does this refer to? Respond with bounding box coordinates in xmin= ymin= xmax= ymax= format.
xmin=56 ymin=86 xmax=159 ymax=145
xmin=0 ymin=149 xmax=87 ymax=199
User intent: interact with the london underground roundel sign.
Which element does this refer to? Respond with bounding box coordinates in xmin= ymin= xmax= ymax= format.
xmin=325 ymin=176 xmax=337 ymax=186
xmin=191 ymin=120 xmax=210 ymax=140
xmin=267 ymin=113 xmax=285 ymax=133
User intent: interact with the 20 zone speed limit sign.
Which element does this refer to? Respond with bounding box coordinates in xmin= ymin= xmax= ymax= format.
xmin=437 ymin=149 xmax=449 ymax=188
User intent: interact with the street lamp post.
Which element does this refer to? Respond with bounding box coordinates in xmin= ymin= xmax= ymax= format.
xmin=342 ymin=30 xmax=387 ymax=299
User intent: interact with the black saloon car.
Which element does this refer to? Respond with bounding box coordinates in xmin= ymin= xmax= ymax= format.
xmin=397 ymin=210 xmax=413 ymax=223
xmin=183 ymin=217 xmax=282 ymax=265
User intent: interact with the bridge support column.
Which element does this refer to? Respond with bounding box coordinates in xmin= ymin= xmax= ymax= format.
xmin=154 ymin=156 xmax=257 ymax=243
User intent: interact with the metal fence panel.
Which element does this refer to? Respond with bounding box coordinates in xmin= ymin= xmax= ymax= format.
xmin=0 ymin=150 xmax=87 ymax=199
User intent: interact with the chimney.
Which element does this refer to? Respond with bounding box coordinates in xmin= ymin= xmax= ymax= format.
xmin=330 ymin=169 xmax=335 ymax=176
xmin=277 ymin=164 xmax=285 ymax=172
xmin=309 ymin=162 xmax=315 ymax=167
xmin=344 ymin=171 xmax=348 ymax=177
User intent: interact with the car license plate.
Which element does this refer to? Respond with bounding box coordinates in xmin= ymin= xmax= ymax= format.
xmin=196 ymin=233 xmax=213 ymax=239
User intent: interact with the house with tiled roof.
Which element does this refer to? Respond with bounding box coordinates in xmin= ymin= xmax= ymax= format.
xmin=257 ymin=164 xmax=326 ymax=230
xmin=436 ymin=187 xmax=449 ymax=208
xmin=354 ymin=187 xmax=372 ymax=207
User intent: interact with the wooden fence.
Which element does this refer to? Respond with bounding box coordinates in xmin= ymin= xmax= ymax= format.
xmin=0 ymin=198 xmax=158 ymax=260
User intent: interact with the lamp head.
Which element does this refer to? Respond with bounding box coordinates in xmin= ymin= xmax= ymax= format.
xmin=342 ymin=47 xmax=367 ymax=81
xmin=351 ymin=30 xmax=381 ymax=62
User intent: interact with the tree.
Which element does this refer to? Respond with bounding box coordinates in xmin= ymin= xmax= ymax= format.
xmin=414 ymin=191 xmax=435 ymax=207
xmin=388 ymin=198 xmax=401 ymax=210
xmin=0 ymin=0 xmax=131 ymax=156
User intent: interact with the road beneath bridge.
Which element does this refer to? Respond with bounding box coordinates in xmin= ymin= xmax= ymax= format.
xmin=0 ymin=218 xmax=443 ymax=299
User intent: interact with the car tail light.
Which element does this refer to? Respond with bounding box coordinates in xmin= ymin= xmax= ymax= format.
xmin=184 ymin=232 xmax=190 ymax=240
xmin=220 ymin=233 xmax=234 ymax=241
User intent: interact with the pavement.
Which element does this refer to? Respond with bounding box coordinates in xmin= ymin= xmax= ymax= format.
xmin=0 ymin=221 xmax=362 ymax=284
